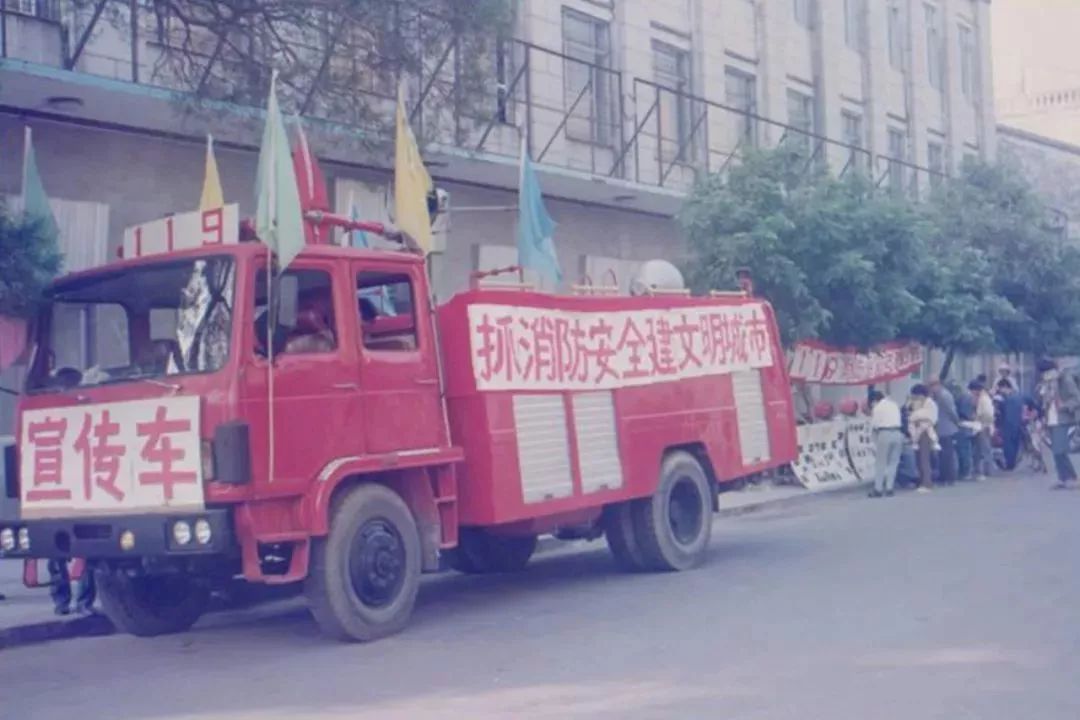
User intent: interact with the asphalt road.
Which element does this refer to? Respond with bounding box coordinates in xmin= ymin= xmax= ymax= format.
xmin=3 ymin=476 xmax=1079 ymax=720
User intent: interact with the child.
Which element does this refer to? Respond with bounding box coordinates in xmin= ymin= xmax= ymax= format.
xmin=908 ymin=386 xmax=941 ymax=452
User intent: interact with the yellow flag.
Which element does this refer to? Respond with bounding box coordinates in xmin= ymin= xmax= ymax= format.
xmin=394 ymin=85 xmax=433 ymax=254
xmin=199 ymin=134 xmax=224 ymax=210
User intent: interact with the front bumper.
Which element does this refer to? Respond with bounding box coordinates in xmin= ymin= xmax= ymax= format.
xmin=0 ymin=509 xmax=234 ymax=560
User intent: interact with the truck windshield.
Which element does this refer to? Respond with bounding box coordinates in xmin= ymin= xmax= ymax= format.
xmin=27 ymin=257 xmax=235 ymax=392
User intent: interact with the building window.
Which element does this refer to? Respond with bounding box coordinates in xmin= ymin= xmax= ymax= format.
xmin=927 ymin=141 xmax=945 ymax=189
xmin=725 ymin=68 xmax=757 ymax=148
xmin=842 ymin=112 xmax=865 ymax=170
xmin=653 ymin=41 xmax=693 ymax=162
xmin=844 ymin=0 xmax=864 ymax=52
xmin=925 ymin=3 xmax=944 ymax=90
xmin=787 ymin=90 xmax=815 ymax=155
xmin=887 ymin=128 xmax=906 ymax=193
xmin=562 ymin=9 xmax=613 ymax=145
xmin=959 ymin=23 xmax=976 ymax=100
xmin=888 ymin=1 xmax=905 ymax=71
xmin=794 ymin=0 xmax=814 ymax=28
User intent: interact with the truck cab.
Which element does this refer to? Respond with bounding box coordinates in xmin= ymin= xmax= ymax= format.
xmin=2 ymin=240 xmax=461 ymax=639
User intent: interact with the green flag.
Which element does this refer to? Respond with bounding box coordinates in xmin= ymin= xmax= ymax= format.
xmin=22 ymin=127 xmax=59 ymax=244
xmin=255 ymin=70 xmax=304 ymax=272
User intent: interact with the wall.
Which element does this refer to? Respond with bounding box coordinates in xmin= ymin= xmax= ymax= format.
xmin=0 ymin=113 xmax=678 ymax=299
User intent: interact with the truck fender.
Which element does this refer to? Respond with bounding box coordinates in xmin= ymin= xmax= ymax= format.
xmin=304 ymin=451 xmax=461 ymax=572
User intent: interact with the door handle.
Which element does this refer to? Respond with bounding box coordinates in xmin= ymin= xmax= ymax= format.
xmin=415 ymin=378 xmax=440 ymax=386
xmin=331 ymin=382 xmax=360 ymax=391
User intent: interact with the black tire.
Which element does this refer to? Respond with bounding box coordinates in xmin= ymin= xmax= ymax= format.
xmin=603 ymin=502 xmax=649 ymax=571
xmin=446 ymin=528 xmax=537 ymax=574
xmin=95 ymin=569 xmax=209 ymax=637
xmin=305 ymin=483 xmax=421 ymax=642
xmin=632 ymin=451 xmax=713 ymax=571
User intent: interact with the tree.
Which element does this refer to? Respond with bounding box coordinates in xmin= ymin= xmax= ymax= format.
xmin=85 ymin=0 xmax=515 ymax=142
xmin=928 ymin=159 xmax=1080 ymax=360
xmin=0 ymin=203 xmax=62 ymax=319
xmin=680 ymin=148 xmax=929 ymax=350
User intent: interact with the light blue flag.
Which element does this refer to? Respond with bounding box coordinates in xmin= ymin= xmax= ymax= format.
xmin=517 ymin=138 xmax=561 ymax=287
xmin=349 ymin=191 xmax=369 ymax=248
xmin=254 ymin=70 xmax=305 ymax=272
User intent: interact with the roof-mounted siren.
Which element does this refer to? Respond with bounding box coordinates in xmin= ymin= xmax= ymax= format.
xmin=630 ymin=260 xmax=690 ymax=297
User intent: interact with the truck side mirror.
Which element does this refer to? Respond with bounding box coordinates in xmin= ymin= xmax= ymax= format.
xmin=277 ymin=274 xmax=299 ymax=330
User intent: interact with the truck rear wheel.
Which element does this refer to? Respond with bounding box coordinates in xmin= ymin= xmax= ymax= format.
xmin=604 ymin=502 xmax=648 ymax=571
xmin=95 ymin=569 xmax=209 ymax=637
xmin=305 ymin=484 xmax=421 ymax=642
xmin=446 ymin=528 xmax=537 ymax=573
xmin=632 ymin=451 xmax=713 ymax=571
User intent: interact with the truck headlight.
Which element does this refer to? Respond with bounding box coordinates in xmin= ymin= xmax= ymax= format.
xmin=172 ymin=521 xmax=192 ymax=546
xmin=0 ymin=527 xmax=14 ymax=552
xmin=194 ymin=519 xmax=212 ymax=545
xmin=17 ymin=527 xmax=30 ymax=551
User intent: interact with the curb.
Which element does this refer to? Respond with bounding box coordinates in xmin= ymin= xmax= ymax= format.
xmin=0 ymin=612 xmax=114 ymax=650
xmin=714 ymin=480 xmax=869 ymax=518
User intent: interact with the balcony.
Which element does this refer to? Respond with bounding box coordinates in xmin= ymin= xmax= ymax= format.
xmin=0 ymin=0 xmax=943 ymax=208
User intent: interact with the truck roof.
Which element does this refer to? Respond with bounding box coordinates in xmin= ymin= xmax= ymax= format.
xmin=51 ymin=241 xmax=425 ymax=289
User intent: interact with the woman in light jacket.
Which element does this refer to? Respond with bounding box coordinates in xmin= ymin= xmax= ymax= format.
xmin=1035 ymin=358 xmax=1080 ymax=488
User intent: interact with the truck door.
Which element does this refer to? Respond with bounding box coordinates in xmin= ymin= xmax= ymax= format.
xmin=242 ymin=260 xmax=362 ymax=488
xmin=352 ymin=260 xmax=444 ymax=454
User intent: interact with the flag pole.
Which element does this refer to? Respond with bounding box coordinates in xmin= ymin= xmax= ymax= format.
xmin=22 ymin=126 xmax=31 ymax=197
xmin=267 ymin=242 xmax=275 ymax=485
xmin=266 ymin=70 xmax=278 ymax=487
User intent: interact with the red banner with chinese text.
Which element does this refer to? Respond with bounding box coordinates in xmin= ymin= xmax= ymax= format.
xmin=19 ymin=396 xmax=203 ymax=518
xmin=467 ymin=302 xmax=775 ymax=391
xmin=787 ymin=340 xmax=922 ymax=385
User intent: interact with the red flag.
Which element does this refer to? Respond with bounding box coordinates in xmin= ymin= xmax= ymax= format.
xmin=291 ymin=117 xmax=331 ymax=244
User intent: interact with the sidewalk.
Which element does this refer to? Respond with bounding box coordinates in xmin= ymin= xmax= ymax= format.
xmin=0 ymin=477 xmax=864 ymax=649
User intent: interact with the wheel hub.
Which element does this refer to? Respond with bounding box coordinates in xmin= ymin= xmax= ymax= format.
xmin=348 ymin=519 xmax=406 ymax=608
xmin=668 ymin=476 xmax=704 ymax=546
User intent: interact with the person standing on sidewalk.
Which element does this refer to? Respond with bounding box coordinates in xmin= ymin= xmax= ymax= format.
xmin=930 ymin=380 xmax=960 ymax=486
xmin=996 ymin=379 xmax=1025 ymax=471
xmin=869 ymin=390 xmax=904 ymax=498
xmin=908 ymin=384 xmax=939 ymax=493
xmin=1035 ymin=358 xmax=1080 ymax=489
xmin=970 ymin=380 xmax=996 ymax=481
xmin=954 ymin=381 xmax=976 ymax=481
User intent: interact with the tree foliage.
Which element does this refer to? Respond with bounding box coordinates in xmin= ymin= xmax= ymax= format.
xmin=87 ymin=0 xmax=515 ymax=141
xmin=680 ymin=147 xmax=1080 ymax=366
xmin=0 ymin=204 xmax=62 ymax=319
xmin=681 ymin=149 xmax=927 ymax=349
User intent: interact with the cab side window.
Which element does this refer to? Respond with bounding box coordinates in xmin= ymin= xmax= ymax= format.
xmin=255 ymin=269 xmax=337 ymax=356
xmin=357 ymin=271 xmax=418 ymax=352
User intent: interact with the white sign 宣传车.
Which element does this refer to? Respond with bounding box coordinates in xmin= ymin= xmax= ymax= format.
xmin=19 ymin=396 xmax=204 ymax=518
xmin=467 ymin=302 xmax=775 ymax=392
xmin=122 ymin=205 xmax=239 ymax=259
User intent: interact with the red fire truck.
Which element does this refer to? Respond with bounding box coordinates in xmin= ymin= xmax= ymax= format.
xmin=0 ymin=200 xmax=797 ymax=641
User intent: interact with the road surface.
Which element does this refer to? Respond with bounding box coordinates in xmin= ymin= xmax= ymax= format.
xmin=3 ymin=477 xmax=1078 ymax=720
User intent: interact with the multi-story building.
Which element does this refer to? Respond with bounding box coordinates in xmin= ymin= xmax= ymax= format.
xmin=0 ymin=0 xmax=997 ymax=423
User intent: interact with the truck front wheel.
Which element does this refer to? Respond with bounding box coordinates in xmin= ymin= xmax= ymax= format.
xmin=632 ymin=451 xmax=713 ymax=571
xmin=446 ymin=528 xmax=537 ymax=573
xmin=305 ymin=483 xmax=421 ymax=642
xmin=95 ymin=569 xmax=209 ymax=637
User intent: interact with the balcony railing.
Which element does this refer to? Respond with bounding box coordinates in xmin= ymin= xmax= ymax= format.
xmin=1 ymin=0 xmax=946 ymax=198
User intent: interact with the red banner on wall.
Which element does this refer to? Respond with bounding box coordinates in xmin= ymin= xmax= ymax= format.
xmin=788 ymin=340 xmax=922 ymax=385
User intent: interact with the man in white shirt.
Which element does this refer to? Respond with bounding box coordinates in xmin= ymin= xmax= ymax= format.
xmin=870 ymin=390 xmax=904 ymax=498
